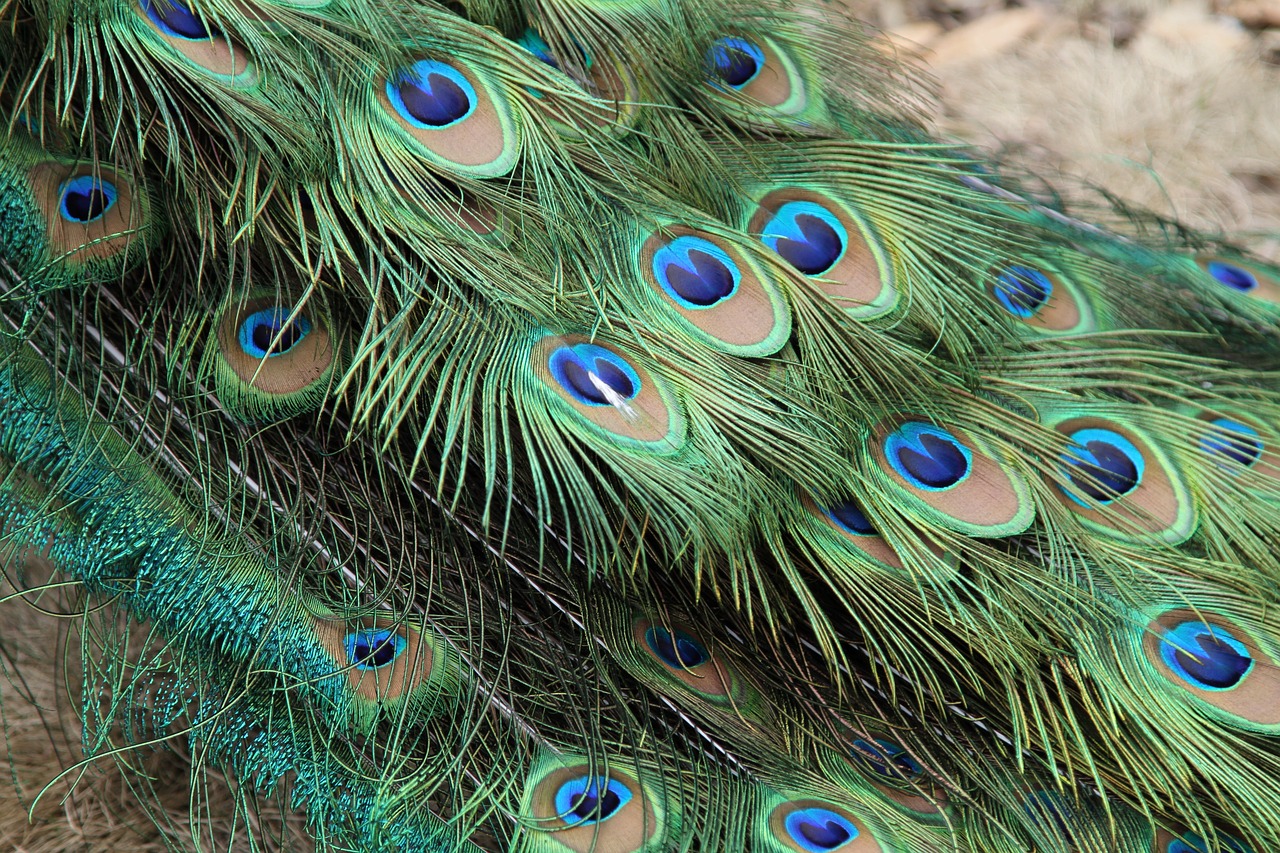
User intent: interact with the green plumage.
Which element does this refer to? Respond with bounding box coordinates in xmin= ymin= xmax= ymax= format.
xmin=0 ymin=1 xmax=1278 ymax=851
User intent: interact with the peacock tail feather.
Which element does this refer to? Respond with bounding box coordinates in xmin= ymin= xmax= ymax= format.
xmin=0 ymin=0 xmax=1278 ymax=850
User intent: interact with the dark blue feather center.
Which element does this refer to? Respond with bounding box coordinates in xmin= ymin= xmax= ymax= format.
xmin=886 ymin=424 xmax=971 ymax=490
xmin=1206 ymin=261 xmax=1258 ymax=292
xmin=993 ymin=265 xmax=1053 ymax=318
xmin=1161 ymin=622 xmax=1253 ymax=691
xmin=237 ymin=308 xmax=312 ymax=359
xmin=782 ymin=807 xmax=859 ymax=852
xmin=644 ymin=626 xmax=709 ymax=669
xmin=775 ymin=214 xmax=844 ymax=275
xmin=707 ymin=37 xmax=765 ymax=89
xmin=553 ymin=776 xmax=632 ymax=826
xmin=828 ymin=500 xmax=876 ymax=536
xmin=1063 ymin=437 xmax=1141 ymax=503
xmin=548 ymin=344 xmax=642 ymax=407
xmin=142 ymin=0 xmax=216 ymax=39
xmin=59 ymin=175 xmax=118 ymax=224
xmin=399 ymin=74 xmax=471 ymax=126
xmin=344 ymin=628 xmax=405 ymax=671
xmin=1200 ymin=418 xmax=1263 ymax=468
xmin=663 ymin=249 xmax=736 ymax=306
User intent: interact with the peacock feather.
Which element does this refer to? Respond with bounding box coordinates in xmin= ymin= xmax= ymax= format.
xmin=0 ymin=0 xmax=1277 ymax=851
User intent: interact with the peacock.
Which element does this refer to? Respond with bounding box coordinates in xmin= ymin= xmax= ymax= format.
xmin=0 ymin=0 xmax=1277 ymax=849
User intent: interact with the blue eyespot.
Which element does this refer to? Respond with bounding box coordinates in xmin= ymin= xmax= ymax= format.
xmin=387 ymin=60 xmax=477 ymax=129
xmin=644 ymin=626 xmax=709 ymax=669
xmin=824 ymin=499 xmax=877 ymax=537
xmin=885 ymin=423 xmax=972 ymax=491
xmin=141 ymin=0 xmax=217 ymax=39
xmin=1206 ymin=261 xmax=1259 ymax=293
xmin=1200 ymin=418 xmax=1263 ymax=470
xmin=1058 ymin=428 xmax=1144 ymax=506
xmin=651 ymin=236 xmax=741 ymax=309
xmin=1160 ymin=621 xmax=1253 ymax=691
xmin=761 ymin=201 xmax=848 ymax=276
xmin=58 ymin=175 xmax=118 ymax=224
xmin=782 ymin=806 xmax=859 ymax=852
xmin=851 ymin=738 xmax=924 ymax=780
xmin=547 ymin=344 xmax=641 ymax=407
xmin=1022 ymin=792 xmax=1076 ymax=840
xmin=344 ymin=628 xmax=406 ymax=671
xmin=553 ymin=776 xmax=632 ymax=826
xmin=237 ymin=308 xmax=312 ymax=359
xmin=707 ymin=37 xmax=765 ymax=89
xmin=993 ymin=265 xmax=1053 ymax=318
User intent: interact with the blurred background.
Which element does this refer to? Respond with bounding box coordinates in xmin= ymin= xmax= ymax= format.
xmin=847 ymin=0 xmax=1280 ymax=258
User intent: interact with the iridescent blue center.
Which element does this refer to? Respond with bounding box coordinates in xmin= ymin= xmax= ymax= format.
xmin=387 ymin=60 xmax=477 ymax=129
xmin=1200 ymin=418 xmax=1263 ymax=469
xmin=761 ymin=201 xmax=848 ymax=276
xmin=553 ymin=776 xmax=632 ymax=826
xmin=644 ymin=625 xmax=709 ymax=669
xmin=547 ymin=343 xmax=641 ymax=406
xmin=1058 ymin=428 xmax=1143 ymax=506
xmin=707 ymin=37 xmax=765 ymax=89
xmin=1160 ymin=621 xmax=1253 ymax=691
xmin=142 ymin=0 xmax=217 ymax=39
xmin=652 ymin=236 xmax=741 ymax=309
xmin=826 ymin=499 xmax=876 ymax=537
xmin=58 ymin=175 xmax=118 ymax=224
xmin=884 ymin=423 xmax=972 ymax=491
xmin=782 ymin=806 xmax=859 ymax=852
xmin=1206 ymin=261 xmax=1259 ymax=293
xmin=344 ymin=628 xmax=406 ymax=671
xmin=993 ymin=265 xmax=1053 ymax=318
xmin=851 ymin=737 xmax=924 ymax=780
xmin=237 ymin=308 xmax=312 ymax=359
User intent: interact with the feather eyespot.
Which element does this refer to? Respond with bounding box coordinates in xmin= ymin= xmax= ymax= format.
xmin=1193 ymin=255 xmax=1280 ymax=306
xmin=344 ymin=628 xmax=406 ymax=671
xmin=1200 ymin=418 xmax=1263 ymax=470
xmin=652 ymin=236 xmax=740 ymax=308
xmin=644 ymin=626 xmax=709 ymax=669
xmin=782 ymin=806 xmax=859 ymax=852
xmin=1204 ymin=260 xmax=1258 ymax=293
xmin=1057 ymin=428 xmax=1143 ymax=506
xmin=748 ymin=188 xmax=896 ymax=317
xmin=387 ymin=61 xmax=476 ymax=129
xmin=548 ymin=344 xmax=640 ymax=407
xmin=760 ymin=201 xmax=847 ymax=277
xmin=986 ymin=261 xmax=1094 ymax=333
xmin=766 ymin=799 xmax=877 ymax=853
xmin=58 ymin=175 xmax=117 ymax=224
xmin=553 ymin=776 xmax=633 ymax=827
xmin=824 ymin=500 xmax=877 ymax=537
xmin=237 ymin=307 xmax=312 ymax=359
xmin=1142 ymin=609 xmax=1280 ymax=728
xmin=707 ymin=37 xmax=765 ymax=90
xmin=884 ymin=423 xmax=972 ymax=491
xmin=141 ymin=0 xmax=217 ymax=39
xmin=1159 ymin=621 xmax=1253 ymax=691
xmin=992 ymin=265 xmax=1053 ymax=318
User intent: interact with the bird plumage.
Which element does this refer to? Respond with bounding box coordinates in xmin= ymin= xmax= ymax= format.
xmin=0 ymin=1 xmax=1278 ymax=851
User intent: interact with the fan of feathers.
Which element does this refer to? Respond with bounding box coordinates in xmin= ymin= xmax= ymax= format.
xmin=0 ymin=0 xmax=1278 ymax=850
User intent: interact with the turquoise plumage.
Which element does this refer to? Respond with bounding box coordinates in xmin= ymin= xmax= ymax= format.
xmin=0 ymin=1 xmax=1278 ymax=851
